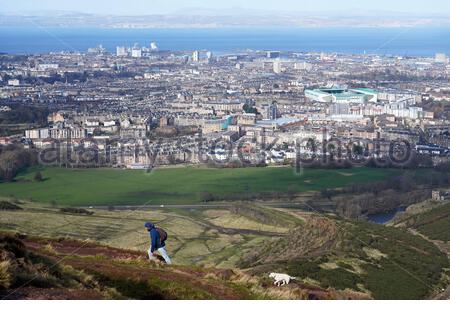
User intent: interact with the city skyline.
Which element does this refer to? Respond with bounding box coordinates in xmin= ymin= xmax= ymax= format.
xmin=0 ymin=0 xmax=449 ymax=310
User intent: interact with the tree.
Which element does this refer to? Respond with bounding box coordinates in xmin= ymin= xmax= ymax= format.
xmin=243 ymin=104 xmax=258 ymax=115
xmin=287 ymin=185 xmax=297 ymax=201
xmin=320 ymin=188 xmax=334 ymax=200
xmin=200 ymin=192 xmax=214 ymax=203
xmin=34 ymin=171 xmax=43 ymax=182
xmin=353 ymin=144 xmax=364 ymax=156
xmin=167 ymin=154 xmax=177 ymax=165
xmin=0 ymin=147 xmax=37 ymax=182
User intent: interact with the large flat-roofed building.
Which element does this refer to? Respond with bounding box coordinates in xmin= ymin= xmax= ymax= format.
xmin=305 ymin=87 xmax=378 ymax=104
xmin=25 ymin=128 xmax=50 ymax=139
xmin=202 ymin=101 xmax=243 ymax=113
xmin=266 ymin=51 xmax=280 ymax=59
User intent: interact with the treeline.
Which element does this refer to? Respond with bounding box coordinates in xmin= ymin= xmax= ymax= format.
xmin=0 ymin=145 xmax=37 ymax=182
xmin=0 ymin=201 xmax=22 ymax=211
xmin=334 ymin=189 xmax=431 ymax=219
xmin=0 ymin=105 xmax=49 ymax=125
xmin=298 ymin=153 xmax=435 ymax=170
xmin=205 ymin=159 xmax=267 ymax=169
xmin=60 ymin=207 xmax=93 ymax=216
xmin=299 ymin=160 xmax=353 ymax=169
xmin=320 ymin=170 xmax=450 ymax=219
xmin=364 ymin=154 xmax=436 ymax=169
xmin=200 ymin=188 xmax=297 ymax=203
xmin=322 ymin=169 xmax=449 ymax=200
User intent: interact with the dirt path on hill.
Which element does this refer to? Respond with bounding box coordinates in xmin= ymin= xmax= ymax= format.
xmin=2 ymin=234 xmax=364 ymax=300
xmin=20 ymin=236 xmax=248 ymax=299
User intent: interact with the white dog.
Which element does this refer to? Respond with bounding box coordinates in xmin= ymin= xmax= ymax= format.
xmin=269 ymin=272 xmax=296 ymax=286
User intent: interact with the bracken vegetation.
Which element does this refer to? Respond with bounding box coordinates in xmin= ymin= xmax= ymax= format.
xmin=241 ymin=215 xmax=449 ymax=299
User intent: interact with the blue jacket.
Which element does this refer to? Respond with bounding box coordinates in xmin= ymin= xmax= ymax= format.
xmin=149 ymin=228 xmax=165 ymax=252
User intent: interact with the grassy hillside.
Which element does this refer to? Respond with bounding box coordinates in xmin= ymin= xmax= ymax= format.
xmin=391 ymin=202 xmax=450 ymax=242
xmin=1 ymin=200 xmax=448 ymax=299
xmin=0 ymin=233 xmax=257 ymax=299
xmin=0 ymin=166 xmax=406 ymax=206
xmin=240 ymin=214 xmax=449 ymax=299
xmin=0 ymin=232 xmax=359 ymax=300
xmin=0 ymin=200 xmax=301 ymax=267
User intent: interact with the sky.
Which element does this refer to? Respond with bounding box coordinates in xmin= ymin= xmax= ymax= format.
xmin=0 ymin=0 xmax=450 ymax=16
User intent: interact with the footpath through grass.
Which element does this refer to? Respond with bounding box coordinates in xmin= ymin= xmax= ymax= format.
xmin=0 ymin=166 xmax=409 ymax=206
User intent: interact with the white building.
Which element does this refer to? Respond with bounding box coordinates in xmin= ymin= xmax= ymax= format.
xmin=435 ymin=53 xmax=449 ymax=64
xmin=273 ymin=60 xmax=282 ymax=74
xmin=8 ymin=79 xmax=20 ymax=86
xmin=49 ymin=127 xmax=86 ymax=139
xmin=38 ymin=64 xmax=59 ymax=71
xmin=131 ymin=47 xmax=142 ymax=58
xmin=25 ymin=128 xmax=50 ymax=139
xmin=116 ymin=46 xmax=127 ymax=57
xmin=261 ymin=103 xmax=278 ymax=120
xmin=384 ymin=105 xmax=423 ymax=119
xmin=150 ymin=42 xmax=158 ymax=51
xmin=305 ymin=87 xmax=378 ymax=104
xmin=103 ymin=120 xmax=117 ymax=127
xmin=294 ymin=62 xmax=312 ymax=71
xmin=192 ymin=51 xmax=199 ymax=62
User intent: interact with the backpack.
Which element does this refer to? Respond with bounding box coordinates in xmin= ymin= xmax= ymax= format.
xmin=156 ymin=227 xmax=168 ymax=243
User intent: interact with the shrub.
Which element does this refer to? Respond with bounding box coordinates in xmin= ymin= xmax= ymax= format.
xmin=34 ymin=171 xmax=43 ymax=182
xmin=0 ymin=201 xmax=22 ymax=211
xmin=0 ymin=260 xmax=12 ymax=289
xmin=200 ymin=191 xmax=214 ymax=203
xmin=60 ymin=207 xmax=94 ymax=215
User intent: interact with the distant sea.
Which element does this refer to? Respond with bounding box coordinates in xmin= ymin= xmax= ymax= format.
xmin=0 ymin=26 xmax=449 ymax=56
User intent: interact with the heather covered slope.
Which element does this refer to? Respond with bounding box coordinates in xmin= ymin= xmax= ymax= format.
xmin=390 ymin=202 xmax=450 ymax=242
xmin=240 ymin=213 xmax=449 ymax=299
xmin=1 ymin=201 xmax=449 ymax=300
xmin=388 ymin=201 xmax=450 ymax=299
xmin=0 ymin=233 xmax=253 ymax=299
xmin=0 ymin=233 xmax=353 ymax=300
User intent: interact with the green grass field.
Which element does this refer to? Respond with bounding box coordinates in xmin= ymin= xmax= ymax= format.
xmin=0 ymin=166 xmax=409 ymax=206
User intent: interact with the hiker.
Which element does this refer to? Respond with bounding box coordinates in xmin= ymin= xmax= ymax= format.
xmin=144 ymin=222 xmax=172 ymax=264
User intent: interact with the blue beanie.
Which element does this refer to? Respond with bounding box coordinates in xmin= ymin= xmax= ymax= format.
xmin=144 ymin=222 xmax=154 ymax=229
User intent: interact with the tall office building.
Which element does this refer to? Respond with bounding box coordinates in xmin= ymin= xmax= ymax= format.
xmin=87 ymin=45 xmax=106 ymax=54
xmin=273 ymin=60 xmax=282 ymax=74
xmin=192 ymin=50 xmax=200 ymax=62
xmin=267 ymin=51 xmax=280 ymax=59
xmin=116 ymin=46 xmax=127 ymax=57
xmin=150 ymin=42 xmax=158 ymax=51
xmin=206 ymin=51 xmax=213 ymax=61
xmin=435 ymin=53 xmax=448 ymax=63
xmin=269 ymin=103 xmax=278 ymax=120
xmin=330 ymin=104 xmax=350 ymax=115
xmin=294 ymin=62 xmax=312 ymax=71
xmin=262 ymin=103 xmax=278 ymax=120
xmin=131 ymin=45 xmax=142 ymax=58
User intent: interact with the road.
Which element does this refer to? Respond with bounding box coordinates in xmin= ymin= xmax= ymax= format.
xmin=81 ymin=201 xmax=333 ymax=213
